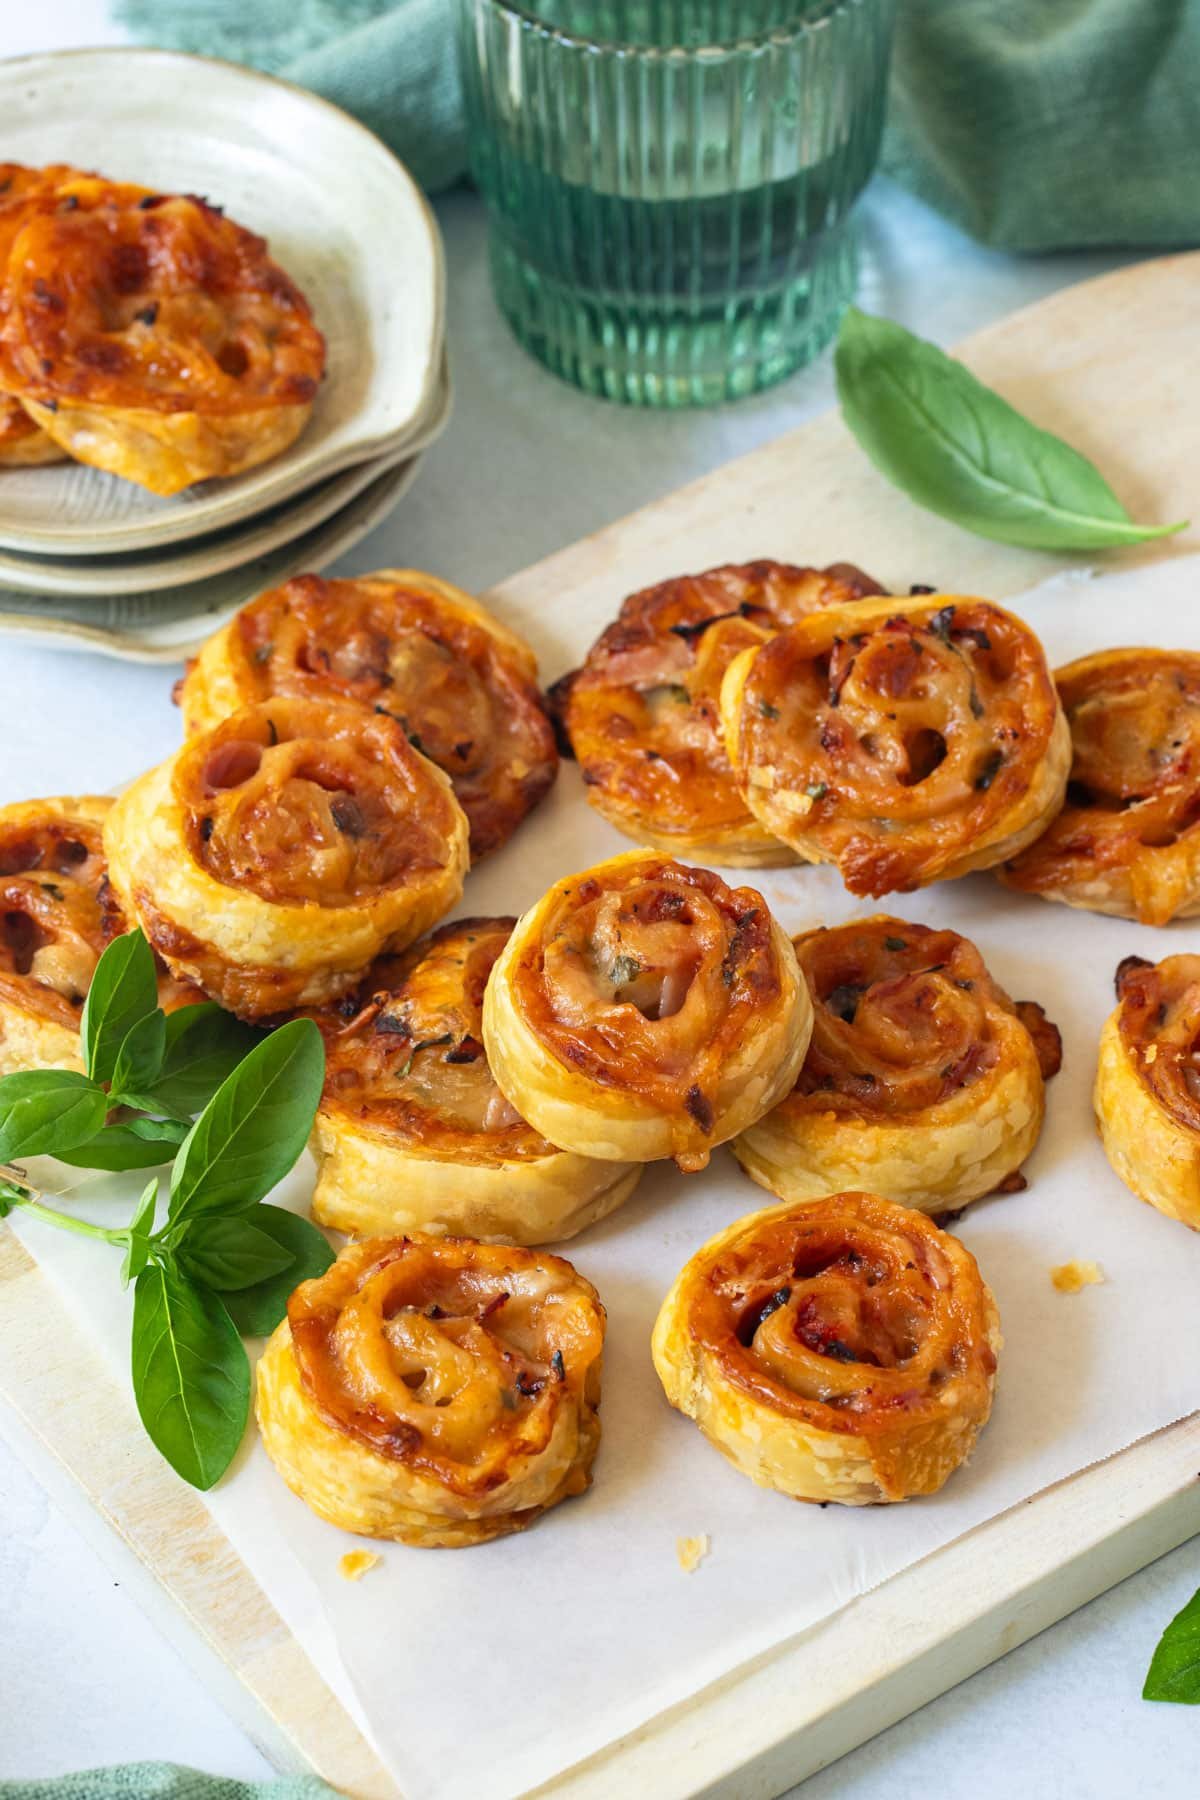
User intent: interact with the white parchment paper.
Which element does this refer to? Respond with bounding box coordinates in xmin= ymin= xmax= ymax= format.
xmin=12 ymin=557 xmax=1200 ymax=1799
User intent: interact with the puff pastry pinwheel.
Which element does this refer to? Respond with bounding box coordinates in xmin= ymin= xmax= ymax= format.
xmin=549 ymin=559 xmax=884 ymax=865
xmin=733 ymin=916 xmax=1061 ymax=1214
xmin=0 ymin=163 xmax=96 ymax=466
xmin=652 ymin=1191 xmax=1000 ymax=1505
xmin=0 ymin=796 xmax=122 ymax=1075
xmin=257 ymin=1234 xmax=606 ymax=1547
xmin=178 ymin=571 xmax=558 ymax=861
xmin=1095 ymin=952 xmax=1200 ymax=1230
xmin=0 ymin=177 xmax=325 ymax=495
xmin=310 ymin=917 xmax=641 ymax=1243
xmin=720 ymin=594 xmax=1070 ymax=896
xmin=482 ymin=850 xmax=811 ymax=1172
xmin=1001 ymin=649 xmax=1200 ymax=926
xmin=103 ymin=698 xmax=468 ymax=1019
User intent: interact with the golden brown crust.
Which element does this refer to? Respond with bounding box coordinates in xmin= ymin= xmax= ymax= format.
xmin=308 ymin=918 xmax=641 ymax=1243
xmin=651 ymin=1192 xmax=1000 ymax=1505
xmin=256 ymin=1235 xmax=605 ymax=1546
xmin=0 ymin=394 xmax=66 ymax=465
xmin=103 ymin=698 xmax=468 ymax=1019
xmin=1000 ymin=649 xmax=1200 ymax=925
xmin=0 ymin=176 xmax=324 ymax=495
xmin=732 ymin=917 xmax=1058 ymax=1213
xmin=1095 ymin=953 xmax=1200 ymax=1229
xmin=482 ymin=851 xmax=811 ymax=1171
xmin=179 ymin=571 xmax=558 ymax=861
xmin=0 ymin=164 xmax=97 ymax=466
xmin=551 ymin=560 xmax=884 ymax=866
xmin=720 ymin=595 xmax=1070 ymax=896
xmin=0 ymin=796 xmax=120 ymax=1073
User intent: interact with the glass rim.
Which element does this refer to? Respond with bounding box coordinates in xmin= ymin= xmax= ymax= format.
xmin=470 ymin=0 xmax=875 ymax=58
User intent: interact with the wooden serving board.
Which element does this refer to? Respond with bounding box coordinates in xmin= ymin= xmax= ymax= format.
xmin=4 ymin=252 xmax=1200 ymax=1800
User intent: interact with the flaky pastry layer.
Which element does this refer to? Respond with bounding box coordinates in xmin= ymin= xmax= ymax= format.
xmin=310 ymin=919 xmax=640 ymax=1243
xmin=1095 ymin=952 xmax=1200 ymax=1230
xmin=103 ymin=698 xmax=468 ymax=1018
xmin=652 ymin=1192 xmax=1000 ymax=1505
xmin=733 ymin=916 xmax=1058 ymax=1213
xmin=256 ymin=1235 xmax=605 ymax=1547
xmin=720 ymin=594 xmax=1070 ymax=896
xmin=481 ymin=850 xmax=811 ymax=1170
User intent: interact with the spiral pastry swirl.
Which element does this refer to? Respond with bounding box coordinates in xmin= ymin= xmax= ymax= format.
xmin=256 ymin=1235 xmax=606 ymax=1547
xmin=549 ymin=560 xmax=883 ymax=866
xmin=179 ymin=570 xmax=558 ymax=861
xmin=482 ymin=851 xmax=811 ymax=1171
xmin=310 ymin=917 xmax=641 ymax=1243
xmin=733 ymin=917 xmax=1061 ymax=1214
xmin=103 ymin=698 xmax=468 ymax=1018
xmin=720 ymin=595 xmax=1070 ymax=896
xmin=1095 ymin=953 xmax=1200 ymax=1230
xmin=0 ymin=176 xmax=325 ymax=495
xmin=0 ymin=797 xmax=121 ymax=1074
xmin=0 ymin=794 xmax=200 ymax=1074
xmin=652 ymin=1192 xmax=1000 ymax=1505
xmin=0 ymin=164 xmax=91 ymax=466
xmin=1001 ymin=649 xmax=1200 ymax=926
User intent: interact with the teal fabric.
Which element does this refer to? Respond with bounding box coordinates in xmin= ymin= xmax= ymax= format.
xmin=114 ymin=0 xmax=466 ymax=196
xmin=0 ymin=1764 xmax=336 ymax=1798
xmin=113 ymin=0 xmax=1200 ymax=249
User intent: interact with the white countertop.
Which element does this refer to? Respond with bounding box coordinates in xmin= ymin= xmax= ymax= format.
xmin=3 ymin=8 xmax=1198 ymax=1797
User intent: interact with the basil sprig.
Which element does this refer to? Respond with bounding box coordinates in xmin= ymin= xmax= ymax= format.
xmin=1144 ymin=1586 xmax=1200 ymax=1705
xmin=0 ymin=932 xmax=333 ymax=1490
xmin=0 ymin=928 xmax=264 ymax=1172
xmin=835 ymin=308 xmax=1188 ymax=552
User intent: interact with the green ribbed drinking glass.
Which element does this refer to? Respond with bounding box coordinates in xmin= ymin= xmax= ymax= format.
xmin=456 ymin=0 xmax=896 ymax=406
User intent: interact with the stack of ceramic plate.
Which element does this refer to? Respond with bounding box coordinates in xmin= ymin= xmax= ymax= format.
xmin=0 ymin=48 xmax=450 ymax=660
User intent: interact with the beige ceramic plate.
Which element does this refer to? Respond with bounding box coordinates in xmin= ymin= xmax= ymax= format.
xmin=0 ymin=454 xmax=422 ymax=661
xmin=0 ymin=363 xmax=450 ymax=596
xmin=0 ymin=48 xmax=445 ymax=556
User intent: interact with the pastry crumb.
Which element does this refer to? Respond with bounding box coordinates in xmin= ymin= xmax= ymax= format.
xmin=1050 ymin=1260 xmax=1105 ymax=1294
xmin=1143 ymin=1044 xmax=1158 ymax=1065
xmin=339 ymin=1550 xmax=381 ymax=1582
xmin=676 ymin=1533 xmax=710 ymax=1573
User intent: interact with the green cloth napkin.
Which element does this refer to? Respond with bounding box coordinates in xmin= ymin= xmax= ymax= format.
xmin=0 ymin=1765 xmax=336 ymax=1799
xmin=115 ymin=0 xmax=1200 ymax=249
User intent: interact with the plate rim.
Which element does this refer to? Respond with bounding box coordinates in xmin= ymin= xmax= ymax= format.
xmin=0 ymin=45 xmax=447 ymax=555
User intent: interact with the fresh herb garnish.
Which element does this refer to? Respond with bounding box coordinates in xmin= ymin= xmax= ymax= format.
xmin=835 ymin=308 xmax=1187 ymax=551
xmin=610 ymin=954 xmax=642 ymax=985
xmin=1144 ymin=1587 xmax=1200 ymax=1704
xmin=0 ymin=931 xmax=331 ymax=1490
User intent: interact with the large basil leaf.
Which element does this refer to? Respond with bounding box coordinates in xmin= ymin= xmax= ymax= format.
xmin=0 ymin=1070 xmax=108 ymax=1164
xmin=147 ymin=1004 xmax=264 ymax=1116
xmin=130 ymin=1261 xmax=250 ymax=1490
xmin=835 ymin=308 xmax=1187 ymax=551
xmin=55 ymin=1115 xmax=190 ymax=1172
xmin=177 ymin=1213 xmax=295 ymax=1292
xmin=80 ymin=930 xmax=160 ymax=1087
xmin=220 ymin=1207 xmax=335 ymax=1336
xmin=1144 ymin=1587 xmax=1200 ymax=1704
xmin=167 ymin=1019 xmax=324 ymax=1225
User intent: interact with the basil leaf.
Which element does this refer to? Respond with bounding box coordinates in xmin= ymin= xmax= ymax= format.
xmin=167 ymin=1018 xmax=324 ymax=1225
xmin=120 ymin=1177 xmax=159 ymax=1287
xmin=0 ymin=1180 xmax=23 ymax=1218
xmin=130 ymin=1261 xmax=250 ymax=1490
xmin=1144 ymin=1586 xmax=1200 ymax=1704
xmin=81 ymin=930 xmax=160 ymax=1087
xmin=835 ymin=308 xmax=1188 ymax=552
xmin=147 ymin=1004 xmax=264 ymax=1116
xmin=108 ymin=1009 xmax=167 ymax=1104
xmin=221 ymin=1207 xmax=334 ymax=1336
xmin=176 ymin=1214 xmax=294 ymax=1292
xmin=0 ymin=1070 xmax=108 ymax=1164
xmin=55 ymin=1115 xmax=190 ymax=1172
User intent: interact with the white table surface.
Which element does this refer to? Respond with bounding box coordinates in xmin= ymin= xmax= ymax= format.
xmin=3 ymin=8 xmax=1198 ymax=1797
